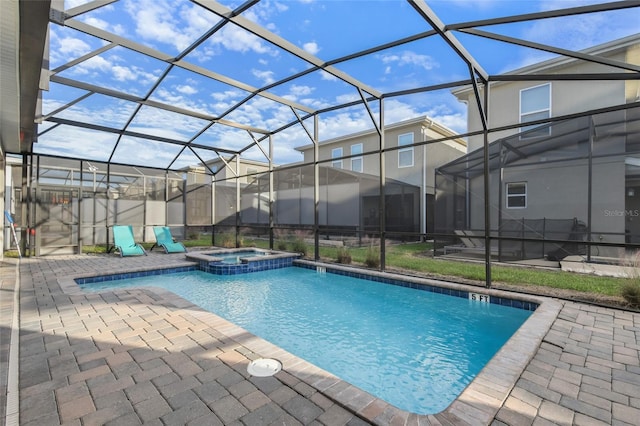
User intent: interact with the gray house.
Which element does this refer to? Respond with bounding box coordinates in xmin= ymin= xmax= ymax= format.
xmin=437 ymin=35 xmax=640 ymax=261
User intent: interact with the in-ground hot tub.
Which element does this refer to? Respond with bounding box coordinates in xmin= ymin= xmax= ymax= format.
xmin=185 ymin=248 xmax=300 ymax=274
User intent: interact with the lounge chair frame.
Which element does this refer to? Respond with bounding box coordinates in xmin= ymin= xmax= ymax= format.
xmin=111 ymin=225 xmax=147 ymax=257
xmin=151 ymin=226 xmax=187 ymax=253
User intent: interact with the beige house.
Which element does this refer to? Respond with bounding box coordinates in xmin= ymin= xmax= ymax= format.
xmin=186 ymin=157 xmax=271 ymax=185
xmin=454 ymin=34 xmax=640 ymax=152
xmin=295 ymin=116 xmax=466 ymax=234
xmin=440 ymin=34 xmax=640 ymax=260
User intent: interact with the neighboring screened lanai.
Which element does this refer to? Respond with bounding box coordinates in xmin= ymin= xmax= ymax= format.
xmin=435 ymin=106 xmax=640 ymax=262
xmin=1 ymin=0 xmax=639 ymax=284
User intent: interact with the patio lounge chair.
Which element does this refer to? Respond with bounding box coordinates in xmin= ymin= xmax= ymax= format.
xmin=152 ymin=226 xmax=187 ymax=253
xmin=112 ymin=225 xmax=147 ymax=257
xmin=444 ymin=230 xmax=483 ymax=254
xmin=444 ymin=230 xmax=521 ymax=257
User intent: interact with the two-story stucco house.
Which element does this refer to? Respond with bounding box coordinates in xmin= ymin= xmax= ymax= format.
xmin=438 ymin=34 xmax=640 ymax=260
xmin=295 ymin=116 xmax=466 ymax=235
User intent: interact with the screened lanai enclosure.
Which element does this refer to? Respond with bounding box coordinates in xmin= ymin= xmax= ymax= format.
xmin=2 ymin=0 xmax=640 ymax=284
xmin=4 ymin=155 xmax=419 ymax=256
xmin=435 ymin=105 xmax=640 ymax=263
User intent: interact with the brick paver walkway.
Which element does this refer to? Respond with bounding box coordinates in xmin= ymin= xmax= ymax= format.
xmin=1 ymin=253 xmax=639 ymax=425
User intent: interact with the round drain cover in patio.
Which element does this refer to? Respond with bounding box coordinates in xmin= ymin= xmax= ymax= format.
xmin=247 ymin=358 xmax=282 ymax=377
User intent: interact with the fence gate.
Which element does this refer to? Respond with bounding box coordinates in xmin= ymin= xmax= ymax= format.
xmin=34 ymin=187 xmax=80 ymax=255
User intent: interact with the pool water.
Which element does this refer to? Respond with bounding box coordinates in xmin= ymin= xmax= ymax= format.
xmin=80 ymin=267 xmax=532 ymax=414
xmin=213 ymin=250 xmax=266 ymax=264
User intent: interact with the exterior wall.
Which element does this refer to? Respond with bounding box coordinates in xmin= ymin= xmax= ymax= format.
xmin=450 ymin=37 xmax=639 ymax=259
xmin=499 ymin=161 xmax=590 ymax=223
xmin=424 ymin=138 xmax=467 ymax=194
xmin=298 ymin=118 xmax=466 ymax=196
xmin=625 ymin=43 xmax=640 ymax=105
xmin=459 ymin=43 xmax=638 ymax=152
xmin=467 ymin=155 xmax=626 ymax=256
xmin=205 ymin=160 xmax=270 ymax=184
xmin=296 ymin=118 xmax=466 ymax=234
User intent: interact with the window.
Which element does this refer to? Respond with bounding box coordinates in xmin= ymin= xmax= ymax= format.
xmin=520 ymin=83 xmax=551 ymax=138
xmin=398 ymin=133 xmax=414 ymax=168
xmin=506 ymin=182 xmax=527 ymax=209
xmin=351 ymin=143 xmax=363 ymax=172
xmin=331 ymin=147 xmax=343 ymax=169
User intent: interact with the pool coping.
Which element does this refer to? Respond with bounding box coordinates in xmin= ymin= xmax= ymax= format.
xmin=58 ymin=259 xmax=562 ymax=425
xmin=184 ymin=248 xmax=299 ymax=264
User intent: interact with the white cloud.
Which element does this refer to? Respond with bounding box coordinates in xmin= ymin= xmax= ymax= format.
xmin=496 ymin=1 xmax=640 ymax=73
xmin=112 ymin=24 xmax=127 ymax=37
xmin=380 ymin=51 xmax=439 ymax=71
xmin=58 ymin=37 xmax=91 ymax=56
xmin=77 ymin=55 xmax=112 ymax=74
xmin=35 ymin=127 xmax=118 ymax=161
xmin=124 ymin=0 xmax=218 ymax=52
xmin=153 ymin=88 xmax=209 ymax=115
xmin=320 ymin=70 xmax=338 ymax=81
xmin=64 ymin=0 xmax=94 ymax=8
xmin=335 ymin=93 xmax=359 ymax=104
xmin=176 ymin=85 xmax=198 ymax=95
xmin=290 ymin=85 xmax=314 ymax=97
xmin=112 ymin=65 xmax=137 ymax=81
xmin=210 ymin=24 xmax=278 ymax=56
xmin=42 ymin=98 xmax=137 ymax=128
xmin=112 ymin=137 xmax=183 ymax=167
xmin=128 ymin=107 xmax=208 ymax=140
xmin=303 ymin=41 xmax=320 ymax=55
xmin=252 ymin=69 xmax=276 ymax=85
xmin=211 ymin=90 xmax=243 ymax=102
xmin=420 ymin=101 xmax=468 ymax=134
xmin=84 ymin=17 xmax=110 ymax=31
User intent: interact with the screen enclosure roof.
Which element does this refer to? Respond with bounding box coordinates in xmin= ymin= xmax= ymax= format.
xmin=2 ymin=0 xmax=639 ymax=174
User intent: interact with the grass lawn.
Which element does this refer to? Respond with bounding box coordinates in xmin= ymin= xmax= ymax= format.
xmin=313 ymin=242 xmax=626 ymax=298
xmin=6 ymin=238 xmax=632 ymax=305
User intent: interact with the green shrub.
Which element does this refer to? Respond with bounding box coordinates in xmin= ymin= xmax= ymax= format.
xmin=277 ymin=241 xmax=288 ymax=251
xmin=621 ymin=279 xmax=640 ymax=308
xmin=365 ymin=245 xmax=380 ymax=268
xmin=217 ymin=233 xmax=235 ymax=248
xmin=336 ymin=246 xmax=352 ymax=264
xmin=291 ymin=237 xmax=307 ymax=256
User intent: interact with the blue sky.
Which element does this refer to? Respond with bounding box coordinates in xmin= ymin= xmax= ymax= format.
xmin=37 ymin=0 xmax=640 ymax=169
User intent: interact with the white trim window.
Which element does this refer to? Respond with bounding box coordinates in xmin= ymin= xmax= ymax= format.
xmin=351 ymin=143 xmax=363 ymax=172
xmin=520 ymin=83 xmax=551 ymax=138
xmin=398 ymin=132 xmax=414 ymax=168
xmin=506 ymin=182 xmax=527 ymax=209
xmin=331 ymin=147 xmax=343 ymax=169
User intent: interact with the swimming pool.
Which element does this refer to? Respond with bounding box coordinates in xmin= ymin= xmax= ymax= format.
xmin=215 ymin=250 xmax=266 ymax=264
xmin=78 ymin=265 xmax=534 ymax=414
xmin=185 ymin=248 xmax=299 ymax=274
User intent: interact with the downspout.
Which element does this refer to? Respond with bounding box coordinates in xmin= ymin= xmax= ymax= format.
xmin=269 ymin=136 xmax=274 ymax=249
xmin=20 ymin=154 xmax=28 ymax=256
xmin=379 ymin=100 xmax=386 ymax=270
xmin=235 ymin=155 xmax=240 ymax=247
xmin=422 ymin=118 xmax=434 ymax=239
xmin=314 ymin=115 xmax=320 ymax=260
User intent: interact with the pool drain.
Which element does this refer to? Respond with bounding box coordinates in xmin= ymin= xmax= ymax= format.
xmin=247 ymin=358 xmax=282 ymax=377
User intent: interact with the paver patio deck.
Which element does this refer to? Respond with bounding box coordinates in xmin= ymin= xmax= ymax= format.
xmin=1 ymin=252 xmax=639 ymax=425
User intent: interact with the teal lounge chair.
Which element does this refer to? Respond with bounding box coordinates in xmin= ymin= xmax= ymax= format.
xmin=152 ymin=226 xmax=187 ymax=253
xmin=112 ymin=225 xmax=147 ymax=257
